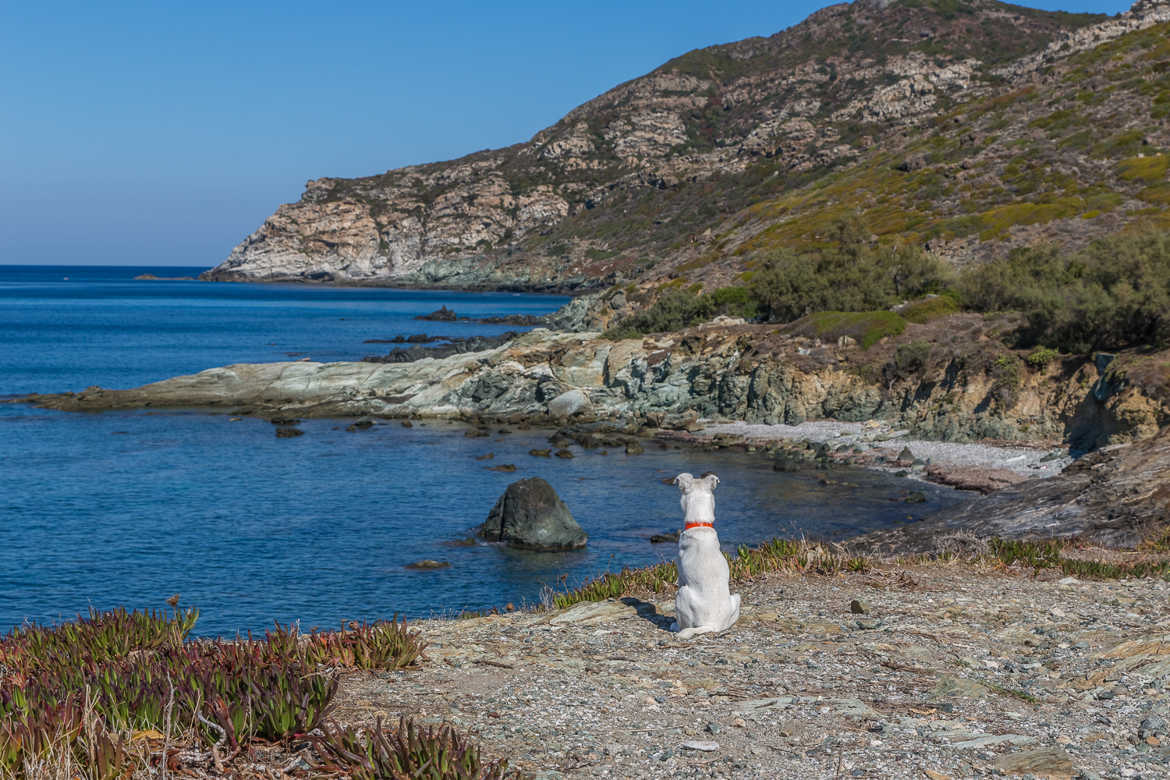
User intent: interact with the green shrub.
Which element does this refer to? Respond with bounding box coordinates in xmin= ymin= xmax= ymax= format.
xmin=886 ymin=341 xmax=933 ymax=382
xmin=1025 ymin=346 xmax=1061 ymax=368
xmin=790 ymin=310 xmax=907 ymax=349
xmin=958 ymin=230 xmax=1170 ymax=352
xmin=900 ymin=295 xmax=959 ymax=323
xmin=748 ymin=217 xmax=952 ymax=322
xmin=602 ymin=284 xmax=759 ymax=338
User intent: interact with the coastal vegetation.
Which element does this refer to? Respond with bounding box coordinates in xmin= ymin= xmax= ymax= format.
xmin=605 ymin=223 xmax=1170 ymax=358
xmin=0 ymin=607 xmax=515 ymax=778
xmin=548 ymin=536 xmax=1170 ymax=611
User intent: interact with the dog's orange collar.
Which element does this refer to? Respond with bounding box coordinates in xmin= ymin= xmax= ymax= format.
xmin=684 ymin=522 xmax=714 ymax=530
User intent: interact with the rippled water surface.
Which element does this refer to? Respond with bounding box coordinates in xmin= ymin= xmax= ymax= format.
xmin=0 ymin=266 xmax=961 ymax=635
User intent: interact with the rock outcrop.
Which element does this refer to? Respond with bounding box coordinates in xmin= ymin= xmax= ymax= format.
xmin=855 ymin=426 xmax=1170 ymax=552
xmin=479 ymin=478 xmax=587 ymax=551
xmin=201 ymin=1 xmax=1170 ymax=292
xmin=19 ymin=319 xmax=1170 ymax=449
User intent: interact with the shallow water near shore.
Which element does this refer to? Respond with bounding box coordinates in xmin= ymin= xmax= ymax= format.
xmin=0 ymin=265 xmax=963 ymax=636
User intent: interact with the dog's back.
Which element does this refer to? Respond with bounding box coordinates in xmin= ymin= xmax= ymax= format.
xmin=672 ymin=472 xmax=740 ymax=638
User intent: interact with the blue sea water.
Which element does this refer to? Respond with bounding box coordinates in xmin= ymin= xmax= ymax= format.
xmin=0 ymin=266 xmax=962 ymax=636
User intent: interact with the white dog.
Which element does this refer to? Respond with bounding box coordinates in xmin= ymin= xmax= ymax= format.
xmin=670 ymin=472 xmax=740 ymax=639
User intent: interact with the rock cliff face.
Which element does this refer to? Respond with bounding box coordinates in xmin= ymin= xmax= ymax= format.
xmin=203 ymin=0 xmax=1170 ymax=290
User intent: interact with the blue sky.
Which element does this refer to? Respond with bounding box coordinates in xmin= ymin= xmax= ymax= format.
xmin=0 ymin=1 xmax=1135 ymax=266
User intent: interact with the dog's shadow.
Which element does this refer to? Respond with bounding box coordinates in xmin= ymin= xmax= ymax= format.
xmin=620 ymin=597 xmax=676 ymax=632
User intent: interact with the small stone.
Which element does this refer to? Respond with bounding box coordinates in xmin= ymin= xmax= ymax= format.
xmin=1139 ymin=714 xmax=1168 ymax=739
xmin=475 ymin=453 xmax=495 ymax=461
xmin=400 ymin=420 xmax=413 ymax=427
xmin=529 ymin=448 xmax=551 ymax=457
xmin=850 ymin=599 xmax=869 ymax=614
xmin=903 ymin=491 xmax=927 ymax=504
xmin=275 ymin=427 xmax=304 ymax=438
xmin=650 ymin=530 xmax=680 ymax=543
xmin=625 ymin=441 xmax=644 ymax=455
xmin=681 ymin=740 xmax=719 ymax=752
xmin=732 ymin=718 xmax=746 ymax=728
xmin=555 ymin=448 xmax=574 ymax=459
xmin=705 ymin=722 xmax=721 ymax=735
xmin=487 ymin=464 xmax=517 ymax=472
xmin=404 ymin=559 xmax=450 ymax=570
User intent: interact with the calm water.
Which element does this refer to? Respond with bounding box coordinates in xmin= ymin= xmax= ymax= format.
xmin=0 ymin=266 xmax=961 ymax=635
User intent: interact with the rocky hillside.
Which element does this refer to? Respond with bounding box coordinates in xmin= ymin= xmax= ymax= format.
xmin=203 ymin=0 xmax=1170 ymax=291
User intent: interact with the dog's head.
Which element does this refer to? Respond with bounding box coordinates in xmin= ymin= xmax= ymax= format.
xmin=674 ymin=472 xmax=719 ymax=493
xmin=674 ymin=472 xmax=719 ymax=523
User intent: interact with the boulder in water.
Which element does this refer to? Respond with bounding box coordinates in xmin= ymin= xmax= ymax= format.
xmin=479 ymin=478 xmax=587 ymax=551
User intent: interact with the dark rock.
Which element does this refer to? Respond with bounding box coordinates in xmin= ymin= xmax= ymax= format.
xmin=475 ymin=453 xmax=495 ymax=461
xmin=401 ymin=420 xmax=413 ymax=427
xmin=850 ymin=599 xmax=869 ymax=614
xmin=275 ymin=427 xmax=304 ymax=438
xmin=625 ymin=440 xmax=645 ymax=455
xmin=479 ymin=477 xmax=587 ymax=551
xmin=487 ymin=464 xmax=517 ymax=472
xmin=465 ymin=428 xmax=491 ymax=438
xmin=269 ymin=417 xmax=301 ymax=426
xmin=363 ymin=332 xmax=521 ymax=364
xmin=555 ymin=448 xmax=574 ymax=459
xmin=650 ymin=530 xmax=680 ymax=543
xmin=903 ymin=491 xmax=927 ymax=504
xmin=404 ymin=559 xmax=450 ymax=570
xmin=1139 ymin=714 xmax=1168 ymax=740
xmin=346 ymin=418 xmax=375 ymax=432
xmin=416 ymin=305 xmax=458 ymax=321
xmin=529 ymin=448 xmax=551 ymax=457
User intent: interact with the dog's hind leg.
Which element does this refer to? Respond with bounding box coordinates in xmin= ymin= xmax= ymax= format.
xmin=675 ymin=625 xmax=717 ymax=640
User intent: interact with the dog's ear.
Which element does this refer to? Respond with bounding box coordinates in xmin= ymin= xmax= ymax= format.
xmin=673 ymin=473 xmax=694 ymax=492
xmin=700 ymin=473 xmax=720 ymax=491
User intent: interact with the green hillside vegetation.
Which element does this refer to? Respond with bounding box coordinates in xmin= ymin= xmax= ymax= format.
xmin=606 ymin=222 xmax=1170 ymax=356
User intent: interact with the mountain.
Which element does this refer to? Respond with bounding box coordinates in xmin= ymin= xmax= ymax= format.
xmin=202 ymin=0 xmax=1170 ymax=293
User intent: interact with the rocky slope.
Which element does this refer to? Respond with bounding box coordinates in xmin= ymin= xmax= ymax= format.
xmin=203 ymin=0 xmax=1170 ymax=291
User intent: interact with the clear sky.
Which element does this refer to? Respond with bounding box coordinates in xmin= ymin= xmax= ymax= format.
xmin=0 ymin=0 xmax=1135 ymax=267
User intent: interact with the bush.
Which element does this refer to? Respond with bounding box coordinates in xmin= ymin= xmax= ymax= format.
xmin=603 ymin=285 xmax=758 ymax=338
xmin=1025 ymin=346 xmax=1061 ymax=368
xmin=748 ymin=217 xmax=952 ymax=322
xmin=958 ymin=230 xmax=1170 ymax=352
xmin=789 ymin=310 xmax=907 ymax=349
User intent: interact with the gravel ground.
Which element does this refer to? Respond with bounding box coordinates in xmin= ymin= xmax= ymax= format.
xmin=698 ymin=420 xmax=1073 ymax=479
xmin=333 ymin=563 xmax=1170 ymax=779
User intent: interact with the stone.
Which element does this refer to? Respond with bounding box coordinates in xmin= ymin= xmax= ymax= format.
xmin=275 ymin=427 xmax=304 ymax=438
xmin=554 ymin=449 xmax=574 ymax=459
xmin=548 ymin=389 xmax=589 ymax=418
xmin=529 ymin=449 xmax=551 ymax=457
xmin=479 ymin=477 xmax=587 ymax=551
xmin=404 ymin=559 xmax=450 ymax=570
xmin=624 ymin=440 xmax=644 ymax=455
xmin=486 ymin=464 xmax=517 ymax=472
xmin=990 ymin=746 xmax=1076 ymax=778
xmin=681 ymin=740 xmax=719 ymax=752
xmin=849 ymin=599 xmax=869 ymax=614
xmin=650 ymin=530 xmax=680 ymax=543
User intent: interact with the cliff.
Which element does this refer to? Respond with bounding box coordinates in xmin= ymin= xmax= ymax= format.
xmin=202 ymin=0 xmax=1170 ymax=291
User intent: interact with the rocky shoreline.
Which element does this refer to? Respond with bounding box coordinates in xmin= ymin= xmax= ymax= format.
xmin=11 ymin=318 xmax=1170 ymax=552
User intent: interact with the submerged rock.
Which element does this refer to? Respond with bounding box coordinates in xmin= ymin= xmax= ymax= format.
xmin=479 ymin=478 xmax=587 ymax=551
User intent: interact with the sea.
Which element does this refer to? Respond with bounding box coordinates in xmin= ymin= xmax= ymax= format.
xmin=0 ymin=265 xmax=962 ymax=636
